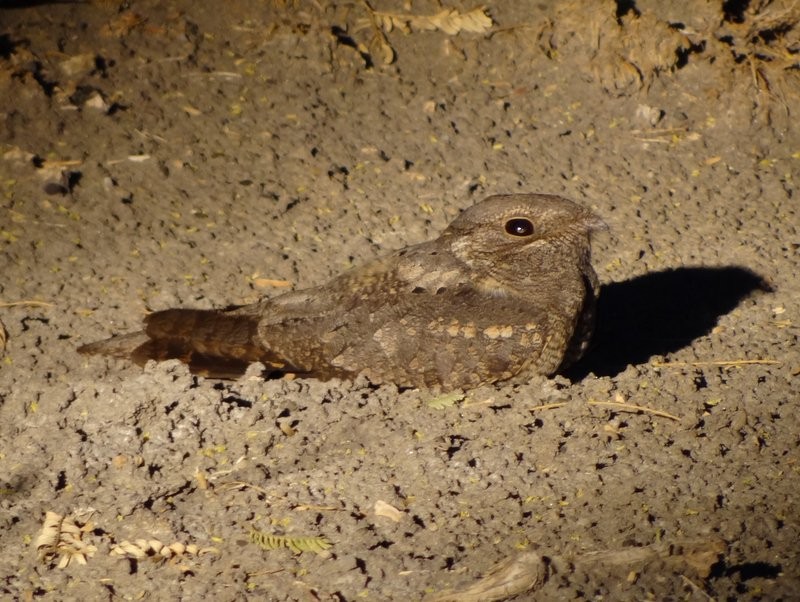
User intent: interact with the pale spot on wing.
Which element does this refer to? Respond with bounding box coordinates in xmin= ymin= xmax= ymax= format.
xmin=483 ymin=325 xmax=514 ymax=339
xmin=428 ymin=318 xmax=445 ymax=333
xmin=417 ymin=269 xmax=461 ymax=290
xmin=398 ymin=262 xmax=425 ymax=281
xmin=443 ymin=320 xmax=478 ymax=339
xmin=447 ymin=320 xmax=478 ymax=339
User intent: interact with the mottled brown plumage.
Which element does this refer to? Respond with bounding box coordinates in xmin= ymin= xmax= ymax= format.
xmin=79 ymin=194 xmax=606 ymax=389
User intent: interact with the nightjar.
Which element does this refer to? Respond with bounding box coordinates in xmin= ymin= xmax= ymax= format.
xmin=79 ymin=194 xmax=606 ymax=390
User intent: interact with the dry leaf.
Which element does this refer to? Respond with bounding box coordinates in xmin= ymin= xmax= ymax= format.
xmin=571 ymin=536 xmax=726 ymax=579
xmin=374 ymin=500 xmax=404 ymax=522
xmin=364 ymin=6 xmax=493 ymax=36
xmin=34 ymin=512 xmax=62 ymax=556
xmin=368 ymin=32 xmax=395 ymax=65
xmin=354 ymin=4 xmax=492 ymax=64
xmin=110 ymin=538 xmax=218 ymax=561
xmin=36 ymin=511 xmax=97 ymax=568
xmin=426 ymin=8 xmax=494 ymax=35
xmin=278 ymin=420 xmax=296 ymax=436
xmin=427 ymin=537 xmax=726 ymax=601
xmin=425 ymin=551 xmax=547 ymax=602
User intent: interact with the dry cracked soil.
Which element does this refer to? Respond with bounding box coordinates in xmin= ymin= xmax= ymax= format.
xmin=1 ymin=1 xmax=799 ymax=600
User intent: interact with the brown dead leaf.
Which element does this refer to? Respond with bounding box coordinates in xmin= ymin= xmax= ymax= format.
xmin=374 ymin=500 xmax=404 ymax=522
xmin=36 ymin=511 xmax=97 ymax=568
xmin=362 ymin=6 xmax=493 ymax=36
xmin=427 ymin=537 xmax=726 ymax=601
xmin=367 ymin=32 xmax=395 ymax=65
xmin=425 ymin=551 xmax=547 ymax=602
xmin=426 ymin=7 xmax=494 ymax=35
xmin=110 ymin=538 xmax=218 ymax=561
xmin=354 ymin=3 xmax=492 ymax=65
xmin=571 ymin=536 xmax=727 ymax=579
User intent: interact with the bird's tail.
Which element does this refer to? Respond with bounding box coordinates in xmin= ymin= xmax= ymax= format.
xmin=78 ymin=308 xmax=268 ymax=379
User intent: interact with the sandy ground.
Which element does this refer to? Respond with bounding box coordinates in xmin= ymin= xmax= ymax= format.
xmin=1 ymin=1 xmax=799 ymax=600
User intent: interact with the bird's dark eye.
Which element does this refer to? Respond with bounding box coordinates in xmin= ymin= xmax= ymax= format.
xmin=504 ymin=218 xmax=534 ymax=237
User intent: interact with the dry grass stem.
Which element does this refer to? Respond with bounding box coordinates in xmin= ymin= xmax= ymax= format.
xmin=530 ymin=400 xmax=680 ymax=421
xmin=652 ymin=359 xmax=780 ymax=368
xmin=0 ymin=300 xmax=55 ymax=308
xmin=588 ymin=401 xmax=680 ymax=421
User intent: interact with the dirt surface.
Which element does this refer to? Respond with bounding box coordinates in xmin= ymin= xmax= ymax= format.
xmin=1 ymin=1 xmax=799 ymax=600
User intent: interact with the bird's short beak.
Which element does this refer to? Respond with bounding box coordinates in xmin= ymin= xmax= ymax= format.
xmin=584 ymin=212 xmax=609 ymax=234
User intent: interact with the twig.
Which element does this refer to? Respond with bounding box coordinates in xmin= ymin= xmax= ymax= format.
xmin=529 ymin=401 xmax=568 ymax=411
xmin=529 ymin=400 xmax=680 ymax=421
xmin=629 ymin=127 xmax=689 ymax=135
xmin=0 ymin=300 xmax=55 ymax=308
xmin=587 ymin=400 xmax=680 ymax=421
xmin=680 ymin=574 xmax=715 ymax=600
xmin=217 ymin=480 xmax=272 ymax=496
xmin=651 ymin=359 xmax=780 ymax=368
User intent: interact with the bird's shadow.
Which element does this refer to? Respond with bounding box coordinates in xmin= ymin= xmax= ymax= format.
xmin=566 ymin=266 xmax=772 ymax=379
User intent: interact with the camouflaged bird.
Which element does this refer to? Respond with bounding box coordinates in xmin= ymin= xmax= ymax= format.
xmin=79 ymin=194 xmax=606 ymax=389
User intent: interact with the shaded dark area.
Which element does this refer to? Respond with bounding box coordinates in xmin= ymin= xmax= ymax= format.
xmin=0 ymin=1 xmax=83 ymax=8
xmin=330 ymin=25 xmax=373 ymax=69
xmin=614 ymin=0 xmax=640 ymax=19
xmin=725 ymin=561 xmax=783 ymax=581
xmin=568 ymin=266 xmax=771 ymax=379
xmin=722 ymin=0 xmax=750 ymax=23
xmin=0 ymin=33 xmax=20 ymax=59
